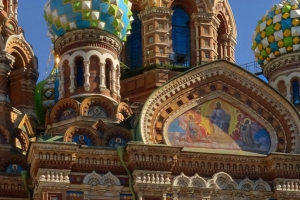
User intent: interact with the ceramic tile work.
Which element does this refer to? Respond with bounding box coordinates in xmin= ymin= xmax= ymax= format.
xmin=120 ymin=193 xmax=133 ymax=200
xmin=44 ymin=0 xmax=134 ymax=42
xmin=67 ymin=191 xmax=83 ymax=197
xmin=252 ymin=0 xmax=300 ymax=66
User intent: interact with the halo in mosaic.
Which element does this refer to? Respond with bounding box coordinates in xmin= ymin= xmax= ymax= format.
xmin=44 ymin=0 xmax=133 ymax=42
xmin=252 ymin=0 xmax=300 ymax=67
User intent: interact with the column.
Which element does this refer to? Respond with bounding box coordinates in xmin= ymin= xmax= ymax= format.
xmin=223 ymin=41 xmax=228 ymax=59
xmin=0 ymin=64 xmax=11 ymax=101
xmin=195 ymin=23 xmax=200 ymax=64
xmin=9 ymin=0 xmax=13 ymax=17
xmin=286 ymin=83 xmax=291 ymax=101
xmin=138 ymin=192 xmax=143 ymax=200
xmin=99 ymin=62 xmax=106 ymax=92
xmin=0 ymin=0 xmax=4 ymax=11
xmin=14 ymin=0 xmax=18 ymax=20
xmin=83 ymin=61 xmax=90 ymax=91
xmin=116 ymin=67 xmax=121 ymax=101
xmin=59 ymin=67 xmax=65 ymax=99
xmin=111 ymin=67 xmax=116 ymax=97
xmin=69 ymin=63 xmax=75 ymax=93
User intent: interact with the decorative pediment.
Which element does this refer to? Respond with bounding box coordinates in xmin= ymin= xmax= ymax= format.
xmin=138 ymin=60 xmax=300 ymax=154
xmin=13 ymin=114 xmax=34 ymax=137
xmin=83 ymin=171 xmax=120 ymax=186
xmin=172 ymin=172 xmax=269 ymax=192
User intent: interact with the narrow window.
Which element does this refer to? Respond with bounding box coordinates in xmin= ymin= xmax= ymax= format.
xmin=292 ymin=80 xmax=299 ymax=105
xmin=75 ymin=58 xmax=84 ymax=87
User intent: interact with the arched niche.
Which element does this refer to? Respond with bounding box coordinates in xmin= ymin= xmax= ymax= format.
xmin=217 ymin=14 xmax=227 ymax=59
xmin=64 ymin=126 xmax=100 ymax=146
xmin=74 ymin=56 xmax=84 ymax=88
xmin=171 ymin=7 xmax=191 ymax=67
xmin=105 ymin=58 xmax=113 ymax=91
xmin=125 ymin=10 xmax=142 ymax=69
xmin=49 ymin=98 xmax=80 ymax=123
xmin=102 ymin=127 xmax=132 ymax=147
xmin=80 ymin=96 xmax=116 ymax=118
xmin=163 ymin=96 xmax=276 ymax=154
xmin=138 ymin=60 xmax=300 ymax=153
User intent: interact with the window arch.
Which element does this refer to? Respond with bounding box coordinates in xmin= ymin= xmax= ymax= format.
xmin=217 ymin=15 xmax=227 ymax=59
xmin=126 ymin=11 xmax=142 ymax=69
xmin=105 ymin=59 xmax=113 ymax=90
xmin=172 ymin=8 xmax=190 ymax=67
xmin=292 ymin=80 xmax=299 ymax=105
xmin=75 ymin=57 xmax=84 ymax=87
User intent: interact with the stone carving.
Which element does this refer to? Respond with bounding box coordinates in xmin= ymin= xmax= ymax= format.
xmin=171 ymin=172 xmax=270 ymax=192
xmin=83 ymin=171 xmax=120 ymax=186
xmin=133 ymin=170 xmax=172 ymax=185
xmin=274 ymin=178 xmax=300 ymax=191
xmin=238 ymin=177 xmax=271 ymax=192
xmin=37 ymin=169 xmax=70 ymax=183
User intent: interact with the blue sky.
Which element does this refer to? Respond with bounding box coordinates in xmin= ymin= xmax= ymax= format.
xmin=18 ymin=0 xmax=281 ymax=82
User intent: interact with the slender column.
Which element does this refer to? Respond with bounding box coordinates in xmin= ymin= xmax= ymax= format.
xmin=115 ymin=65 xmax=121 ymax=101
xmin=223 ymin=41 xmax=228 ymax=59
xmin=0 ymin=0 xmax=4 ymax=11
xmin=195 ymin=23 xmax=200 ymax=64
xmin=14 ymin=0 xmax=18 ymax=20
xmin=59 ymin=67 xmax=65 ymax=99
xmin=69 ymin=63 xmax=75 ymax=93
xmin=162 ymin=193 xmax=167 ymax=200
xmin=9 ymin=0 xmax=13 ymax=17
xmin=0 ymin=64 xmax=10 ymax=101
xmin=111 ymin=67 xmax=117 ymax=97
xmin=83 ymin=61 xmax=90 ymax=91
xmin=286 ymin=83 xmax=292 ymax=101
xmin=99 ymin=62 xmax=106 ymax=92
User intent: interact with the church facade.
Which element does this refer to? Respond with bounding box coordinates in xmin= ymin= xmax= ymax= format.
xmin=0 ymin=0 xmax=299 ymax=200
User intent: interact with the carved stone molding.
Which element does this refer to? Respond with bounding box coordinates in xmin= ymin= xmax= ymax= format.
xmin=83 ymin=171 xmax=121 ymax=186
xmin=36 ymin=168 xmax=70 ymax=184
xmin=54 ymin=29 xmax=122 ymax=56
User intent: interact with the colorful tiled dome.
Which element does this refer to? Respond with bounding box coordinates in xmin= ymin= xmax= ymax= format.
xmin=252 ymin=0 xmax=300 ymax=67
xmin=35 ymin=65 xmax=59 ymax=124
xmin=44 ymin=0 xmax=133 ymax=42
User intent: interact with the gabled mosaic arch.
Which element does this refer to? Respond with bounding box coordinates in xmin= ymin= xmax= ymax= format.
xmin=44 ymin=0 xmax=133 ymax=42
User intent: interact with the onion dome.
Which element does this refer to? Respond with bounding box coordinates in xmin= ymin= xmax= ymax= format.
xmin=35 ymin=65 xmax=59 ymax=124
xmin=43 ymin=0 xmax=133 ymax=42
xmin=252 ymin=0 xmax=300 ymax=67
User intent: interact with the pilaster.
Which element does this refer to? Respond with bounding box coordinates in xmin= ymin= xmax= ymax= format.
xmin=84 ymin=61 xmax=90 ymax=91
xmin=69 ymin=63 xmax=75 ymax=93
xmin=138 ymin=7 xmax=173 ymax=67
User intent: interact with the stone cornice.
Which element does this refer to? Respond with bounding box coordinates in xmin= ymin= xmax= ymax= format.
xmin=139 ymin=60 xmax=300 ymax=153
xmin=138 ymin=7 xmax=173 ymax=20
xmin=54 ymin=29 xmax=123 ymax=56
xmin=126 ymin=143 xmax=300 ymax=180
xmin=263 ymin=51 xmax=300 ymax=79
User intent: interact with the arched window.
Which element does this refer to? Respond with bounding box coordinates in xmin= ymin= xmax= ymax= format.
xmin=126 ymin=11 xmax=142 ymax=69
xmin=172 ymin=8 xmax=190 ymax=67
xmin=75 ymin=57 xmax=84 ymax=87
xmin=292 ymin=80 xmax=299 ymax=105
xmin=217 ymin=15 xmax=227 ymax=59
xmin=105 ymin=59 xmax=112 ymax=90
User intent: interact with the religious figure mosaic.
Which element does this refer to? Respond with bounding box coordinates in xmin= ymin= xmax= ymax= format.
xmin=72 ymin=134 xmax=92 ymax=146
xmin=60 ymin=108 xmax=76 ymax=121
xmin=6 ymin=164 xmax=23 ymax=174
xmin=167 ymin=99 xmax=271 ymax=154
xmin=88 ymin=106 xmax=107 ymax=118
xmin=109 ymin=137 xmax=127 ymax=148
